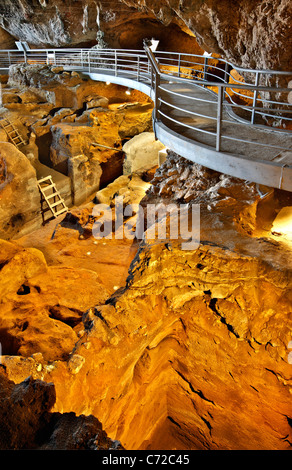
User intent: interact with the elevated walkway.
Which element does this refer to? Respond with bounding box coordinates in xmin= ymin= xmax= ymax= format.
xmin=156 ymin=82 xmax=292 ymax=190
xmin=0 ymin=46 xmax=291 ymax=191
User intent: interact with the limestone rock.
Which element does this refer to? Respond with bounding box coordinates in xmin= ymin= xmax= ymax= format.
xmin=0 ymin=239 xmax=110 ymax=361
xmin=1 ymin=0 xmax=291 ymax=75
xmin=68 ymin=354 xmax=85 ymax=374
xmin=0 ymin=240 xmax=47 ymax=299
xmin=86 ymin=96 xmax=109 ymax=109
xmin=0 ymin=142 xmax=42 ymax=239
xmin=68 ymin=154 xmax=103 ymax=206
xmin=1 ymin=153 xmax=292 ymax=450
xmin=0 ymin=372 xmax=123 ymax=450
xmin=95 ymin=173 xmax=151 ymax=207
xmin=123 ymin=132 xmax=165 ymax=175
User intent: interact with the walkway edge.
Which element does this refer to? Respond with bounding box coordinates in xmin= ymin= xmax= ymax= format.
xmin=154 ymin=120 xmax=292 ymax=191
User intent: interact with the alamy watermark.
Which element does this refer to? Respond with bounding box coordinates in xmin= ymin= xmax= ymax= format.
xmin=91 ymin=197 xmax=200 ymax=250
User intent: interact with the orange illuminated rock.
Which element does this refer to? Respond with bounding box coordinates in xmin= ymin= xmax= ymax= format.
xmin=0 ymin=238 xmax=110 ymax=361
xmin=0 ymin=143 xmax=42 ymax=239
xmin=0 ymin=372 xmax=123 ymax=450
xmin=1 ymin=151 xmax=292 ymax=451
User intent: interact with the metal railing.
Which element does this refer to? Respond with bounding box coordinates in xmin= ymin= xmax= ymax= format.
xmin=144 ymin=46 xmax=292 ymax=154
xmin=0 ymin=46 xmax=291 ymax=156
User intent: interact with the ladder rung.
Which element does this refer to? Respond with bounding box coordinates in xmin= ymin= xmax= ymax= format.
xmin=37 ymin=176 xmax=52 ymax=184
xmin=54 ymin=208 xmax=68 ymax=216
xmin=50 ymin=200 xmax=65 ymax=208
xmin=38 ymin=175 xmax=67 ymax=218
xmin=46 ymin=192 xmax=58 ymax=200
xmin=41 ymin=183 xmax=55 ymax=191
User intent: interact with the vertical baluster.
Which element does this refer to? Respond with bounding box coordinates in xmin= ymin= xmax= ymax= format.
xmin=216 ymin=86 xmax=223 ymax=151
xmin=154 ymin=68 xmax=160 ymax=122
xmin=203 ymin=56 xmax=208 ymax=82
xmin=137 ymin=55 xmax=140 ymax=81
xmin=251 ymin=72 xmax=260 ymax=124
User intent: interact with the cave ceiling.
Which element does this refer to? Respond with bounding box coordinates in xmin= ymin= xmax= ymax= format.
xmin=0 ymin=1 xmax=291 ymax=70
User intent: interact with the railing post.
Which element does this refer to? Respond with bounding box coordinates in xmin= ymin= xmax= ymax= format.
xmin=203 ymin=56 xmax=208 ymax=81
xmin=178 ymin=53 xmax=181 ymax=78
xmin=8 ymin=51 xmax=11 ymax=67
xmin=216 ymin=85 xmax=223 ymax=151
xmin=81 ymin=49 xmax=83 ymax=68
xmin=154 ymin=69 xmax=160 ymax=122
xmin=137 ymin=55 xmax=140 ymax=81
xmin=224 ymin=62 xmax=229 ymax=83
xmin=89 ymin=50 xmax=91 ymax=73
xmin=115 ymin=50 xmax=117 ymax=76
xmin=251 ymin=71 xmax=260 ymax=124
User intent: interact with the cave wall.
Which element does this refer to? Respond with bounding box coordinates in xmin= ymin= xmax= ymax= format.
xmin=0 ymin=0 xmax=203 ymax=55
xmin=0 ymin=25 xmax=16 ymax=49
xmin=121 ymin=0 xmax=292 ymax=71
xmin=0 ymin=0 xmax=291 ymax=72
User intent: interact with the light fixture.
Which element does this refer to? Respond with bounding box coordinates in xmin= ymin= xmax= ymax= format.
xmin=125 ymin=88 xmax=131 ymax=95
xmin=150 ymin=39 xmax=159 ymax=51
xmin=106 ymin=81 xmax=111 ymax=85
xmin=271 ymin=206 xmax=292 ymax=240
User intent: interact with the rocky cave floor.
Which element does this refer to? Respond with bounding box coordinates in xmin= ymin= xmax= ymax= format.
xmin=0 ymin=64 xmax=292 ymax=451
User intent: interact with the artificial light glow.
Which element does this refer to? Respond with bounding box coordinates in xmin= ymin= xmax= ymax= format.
xmin=106 ymin=81 xmax=111 ymax=85
xmin=125 ymin=88 xmax=131 ymax=95
xmin=271 ymin=206 xmax=292 ymax=240
xmin=150 ymin=39 xmax=159 ymax=52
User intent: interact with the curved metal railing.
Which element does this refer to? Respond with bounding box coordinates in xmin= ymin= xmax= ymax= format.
xmin=0 ymin=46 xmax=291 ymax=156
xmin=151 ymin=50 xmax=292 ymax=126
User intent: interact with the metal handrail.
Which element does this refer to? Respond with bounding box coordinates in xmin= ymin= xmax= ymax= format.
xmin=0 ymin=46 xmax=291 ymax=157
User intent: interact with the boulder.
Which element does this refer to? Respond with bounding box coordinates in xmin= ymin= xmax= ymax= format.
xmin=0 ymin=142 xmax=42 ymax=239
xmin=123 ymin=132 xmax=165 ymax=174
xmin=95 ymin=173 xmax=151 ymax=207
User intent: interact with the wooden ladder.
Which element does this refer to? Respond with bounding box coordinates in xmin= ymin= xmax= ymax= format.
xmin=0 ymin=117 xmax=26 ymax=148
xmin=37 ymin=175 xmax=68 ymax=219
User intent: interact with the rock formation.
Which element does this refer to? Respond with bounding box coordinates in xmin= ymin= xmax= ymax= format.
xmin=0 ymin=237 xmax=110 ymax=361
xmin=0 ymin=143 xmax=42 ymax=239
xmin=123 ymin=132 xmax=165 ymax=175
xmin=0 ymin=0 xmax=291 ymax=453
xmin=1 ymin=152 xmax=291 ymax=450
xmin=0 ymin=372 xmax=122 ymax=450
xmin=0 ymin=64 xmax=153 ymax=237
xmin=0 ymin=0 xmax=291 ymax=73
xmin=0 ymin=0 xmax=204 ymax=56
